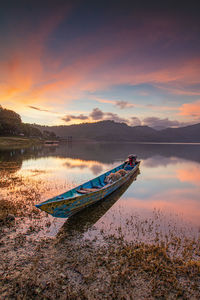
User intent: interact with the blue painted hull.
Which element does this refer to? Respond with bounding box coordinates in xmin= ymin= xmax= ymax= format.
xmin=35 ymin=161 xmax=140 ymax=218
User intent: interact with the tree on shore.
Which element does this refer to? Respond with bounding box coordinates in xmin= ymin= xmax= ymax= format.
xmin=0 ymin=105 xmax=22 ymax=135
xmin=0 ymin=105 xmax=42 ymax=137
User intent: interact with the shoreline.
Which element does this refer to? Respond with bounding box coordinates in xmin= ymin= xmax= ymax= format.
xmin=0 ymin=136 xmax=43 ymax=150
xmin=1 ymin=137 xmax=200 ymax=150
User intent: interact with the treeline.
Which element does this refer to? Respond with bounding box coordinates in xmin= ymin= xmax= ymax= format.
xmin=0 ymin=106 xmax=56 ymax=139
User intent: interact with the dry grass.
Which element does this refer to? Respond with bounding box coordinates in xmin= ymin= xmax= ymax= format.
xmin=1 ymin=231 xmax=199 ymax=299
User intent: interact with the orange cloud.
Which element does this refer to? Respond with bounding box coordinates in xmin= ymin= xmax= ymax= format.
xmin=101 ymin=58 xmax=200 ymax=88
xmin=0 ymin=5 xmax=71 ymax=106
xmin=23 ymin=42 xmax=125 ymax=104
xmin=29 ymin=20 xmax=200 ymax=101
xmin=179 ymin=100 xmax=200 ymax=118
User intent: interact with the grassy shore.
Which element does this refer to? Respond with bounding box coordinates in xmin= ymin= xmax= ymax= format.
xmin=0 ymin=136 xmax=43 ymax=150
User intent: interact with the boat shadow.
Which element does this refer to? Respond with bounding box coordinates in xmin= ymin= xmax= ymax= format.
xmin=57 ymin=169 xmax=140 ymax=240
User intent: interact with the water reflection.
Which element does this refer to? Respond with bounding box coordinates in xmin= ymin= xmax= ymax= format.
xmin=1 ymin=142 xmax=200 ymax=168
xmin=176 ymin=163 xmax=200 ymax=186
xmin=63 ymin=158 xmax=103 ymax=175
xmin=0 ymin=142 xmax=200 ymax=241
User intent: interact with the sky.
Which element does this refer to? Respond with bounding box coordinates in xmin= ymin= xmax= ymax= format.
xmin=0 ymin=0 xmax=200 ymax=129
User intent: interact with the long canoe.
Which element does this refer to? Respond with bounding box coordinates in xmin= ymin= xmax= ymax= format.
xmin=58 ymin=169 xmax=140 ymax=237
xmin=35 ymin=160 xmax=140 ymax=218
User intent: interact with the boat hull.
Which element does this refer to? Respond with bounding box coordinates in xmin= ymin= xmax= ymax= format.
xmin=36 ymin=161 xmax=140 ymax=218
xmin=58 ymin=170 xmax=140 ymax=236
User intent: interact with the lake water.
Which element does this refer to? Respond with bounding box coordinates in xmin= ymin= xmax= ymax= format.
xmin=1 ymin=142 xmax=200 ymax=242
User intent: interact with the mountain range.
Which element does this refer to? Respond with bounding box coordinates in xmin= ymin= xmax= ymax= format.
xmin=34 ymin=120 xmax=200 ymax=143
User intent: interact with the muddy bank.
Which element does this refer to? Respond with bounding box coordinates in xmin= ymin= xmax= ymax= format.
xmin=1 ymin=215 xmax=200 ymax=299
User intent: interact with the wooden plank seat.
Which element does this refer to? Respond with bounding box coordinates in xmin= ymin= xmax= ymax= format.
xmin=76 ymin=182 xmax=111 ymax=194
xmin=77 ymin=187 xmax=102 ymax=194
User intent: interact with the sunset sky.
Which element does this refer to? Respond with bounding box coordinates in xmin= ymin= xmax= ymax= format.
xmin=1 ymin=0 xmax=200 ymax=128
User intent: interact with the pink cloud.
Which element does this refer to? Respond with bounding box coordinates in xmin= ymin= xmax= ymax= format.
xmin=27 ymin=15 xmax=200 ymax=101
xmin=179 ymin=100 xmax=200 ymax=118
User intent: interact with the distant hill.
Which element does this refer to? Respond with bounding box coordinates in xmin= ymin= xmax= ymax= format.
xmin=34 ymin=120 xmax=200 ymax=143
xmin=159 ymin=123 xmax=200 ymax=142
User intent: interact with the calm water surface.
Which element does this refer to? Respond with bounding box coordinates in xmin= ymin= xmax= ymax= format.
xmin=1 ymin=142 xmax=200 ymax=241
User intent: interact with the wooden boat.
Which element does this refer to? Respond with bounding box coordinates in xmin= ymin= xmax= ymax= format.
xmin=35 ymin=158 xmax=140 ymax=218
xmin=58 ymin=169 xmax=140 ymax=237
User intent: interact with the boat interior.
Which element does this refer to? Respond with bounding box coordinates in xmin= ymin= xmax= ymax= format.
xmin=58 ymin=163 xmax=126 ymax=198
xmin=37 ymin=161 xmax=138 ymax=207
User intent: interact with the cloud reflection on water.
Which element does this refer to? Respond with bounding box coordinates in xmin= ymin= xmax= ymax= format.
xmin=176 ymin=163 xmax=200 ymax=186
xmin=63 ymin=158 xmax=103 ymax=175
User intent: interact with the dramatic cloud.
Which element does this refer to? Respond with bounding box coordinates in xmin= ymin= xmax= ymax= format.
xmin=1 ymin=1 xmax=200 ymax=125
xmin=143 ymin=117 xmax=188 ymax=130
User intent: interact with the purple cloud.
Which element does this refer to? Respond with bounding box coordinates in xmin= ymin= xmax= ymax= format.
xmin=90 ymin=108 xmax=127 ymax=123
xmin=62 ymin=114 xmax=88 ymax=122
xmin=28 ymin=106 xmax=51 ymax=113
xmin=90 ymin=108 xmax=104 ymax=120
xmin=115 ymin=101 xmax=134 ymax=109
xmin=143 ymin=117 xmax=189 ymax=130
xmin=61 ymin=108 xmax=192 ymax=130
